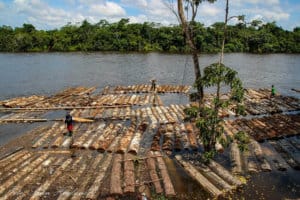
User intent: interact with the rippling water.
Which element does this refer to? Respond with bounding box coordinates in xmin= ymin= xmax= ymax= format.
xmin=0 ymin=52 xmax=299 ymax=100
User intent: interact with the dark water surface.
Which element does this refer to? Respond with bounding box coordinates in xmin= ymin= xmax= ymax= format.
xmin=0 ymin=52 xmax=299 ymax=100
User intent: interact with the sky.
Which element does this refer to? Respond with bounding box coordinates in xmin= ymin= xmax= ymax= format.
xmin=0 ymin=0 xmax=299 ymax=30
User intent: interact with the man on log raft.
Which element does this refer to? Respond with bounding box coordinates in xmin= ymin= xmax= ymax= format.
xmin=271 ymin=85 xmax=276 ymax=97
xmin=65 ymin=113 xmax=75 ymax=157
xmin=151 ymin=79 xmax=156 ymax=92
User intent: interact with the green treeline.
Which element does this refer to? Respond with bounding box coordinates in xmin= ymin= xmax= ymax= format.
xmin=0 ymin=18 xmax=299 ymax=53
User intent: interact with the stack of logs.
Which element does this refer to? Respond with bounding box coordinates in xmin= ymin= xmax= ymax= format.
xmin=224 ymin=114 xmax=300 ymax=141
xmin=0 ymin=150 xmax=176 ymax=199
xmin=29 ymin=121 xmax=203 ymax=155
xmin=102 ymin=84 xmax=191 ymax=94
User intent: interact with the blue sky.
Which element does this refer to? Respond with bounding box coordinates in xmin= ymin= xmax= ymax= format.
xmin=0 ymin=0 xmax=299 ymax=30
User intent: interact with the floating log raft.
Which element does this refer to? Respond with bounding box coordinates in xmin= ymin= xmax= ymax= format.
xmin=104 ymin=84 xmax=191 ymax=94
xmin=225 ymin=114 xmax=300 ymax=141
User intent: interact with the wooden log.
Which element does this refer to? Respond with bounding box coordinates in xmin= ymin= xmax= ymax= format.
xmin=107 ymin=134 xmax=122 ymax=153
xmin=2 ymin=156 xmax=56 ymax=200
xmin=175 ymin=155 xmax=222 ymax=197
xmin=72 ymin=125 xmax=94 ymax=149
xmin=151 ymin=127 xmax=162 ymax=152
xmin=249 ymin=139 xmax=272 ymax=172
xmin=277 ymin=139 xmax=300 ymax=168
xmin=208 ymin=160 xmax=242 ymax=186
xmin=197 ymin=163 xmax=233 ymax=192
xmin=57 ymin=159 xmax=88 ymax=200
xmin=0 ymin=153 xmax=48 ymax=196
xmin=1 ymin=153 xmax=40 ymax=184
xmin=123 ymin=154 xmax=135 ymax=194
xmin=116 ymin=126 xmax=135 ymax=153
xmin=260 ymin=141 xmax=289 ymax=171
xmin=85 ymin=153 xmax=113 ymax=199
xmin=167 ymin=106 xmax=179 ymax=123
xmin=230 ymin=142 xmax=243 ymax=174
xmin=154 ymin=152 xmax=176 ymax=196
xmin=161 ymin=106 xmax=175 ymax=123
xmin=179 ymin=123 xmax=191 ymax=150
xmin=186 ymin=123 xmax=198 ymax=150
xmin=162 ymin=124 xmax=175 ymax=154
xmin=98 ymin=123 xmax=122 ymax=152
xmin=70 ymin=154 xmax=104 ymax=200
xmin=32 ymin=123 xmax=60 ymax=148
xmin=128 ymin=123 xmax=146 ymax=154
xmin=0 ymin=146 xmax=24 ymax=161
xmin=29 ymin=158 xmax=72 ymax=200
xmin=146 ymin=152 xmax=163 ymax=194
xmin=90 ymin=123 xmax=114 ymax=150
xmin=110 ymin=154 xmax=123 ymax=196
xmin=173 ymin=124 xmax=183 ymax=151
xmin=0 ymin=152 xmax=32 ymax=178
xmin=243 ymin=148 xmax=259 ymax=173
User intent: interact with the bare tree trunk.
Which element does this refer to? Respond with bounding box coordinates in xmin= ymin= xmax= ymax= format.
xmin=177 ymin=0 xmax=203 ymax=102
xmin=220 ymin=0 xmax=229 ymax=64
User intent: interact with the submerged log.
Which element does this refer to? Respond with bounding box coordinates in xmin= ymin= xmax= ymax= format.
xmin=249 ymin=139 xmax=272 ymax=172
xmin=230 ymin=142 xmax=242 ymax=174
xmin=146 ymin=152 xmax=163 ymax=194
xmin=175 ymin=155 xmax=222 ymax=197
xmin=208 ymin=160 xmax=242 ymax=186
xmin=155 ymin=152 xmax=176 ymax=197
xmin=260 ymin=142 xmax=289 ymax=171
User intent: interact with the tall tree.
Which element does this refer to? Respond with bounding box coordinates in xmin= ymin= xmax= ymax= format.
xmin=176 ymin=0 xmax=216 ymax=103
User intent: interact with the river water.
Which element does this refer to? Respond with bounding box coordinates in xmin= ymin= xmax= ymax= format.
xmin=0 ymin=52 xmax=299 ymax=100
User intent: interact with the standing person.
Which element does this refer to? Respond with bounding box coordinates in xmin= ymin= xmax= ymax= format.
xmin=65 ymin=113 xmax=75 ymax=157
xmin=65 ymin=113 xmax=73 ymax=137
xmin=150 ymin=79 xmax=156 ymax=92
xmin=271 ymin=85 xmax=276 ymax=97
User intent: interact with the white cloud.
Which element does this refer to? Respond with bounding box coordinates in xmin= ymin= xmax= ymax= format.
xmin=232 ymin=0 xmax=279 ymax=5
xmin=128 ymin=14 xmax=148 ymax=23
xmin=246 ymin=7 xmax=290 ymax=22
xmin=121 ymin=0 xmax=147 ymax=8
xmin=200 ymin=3 xmax=221 ymax=16
xmin=89 ymin=2 xmax=126 ymax=17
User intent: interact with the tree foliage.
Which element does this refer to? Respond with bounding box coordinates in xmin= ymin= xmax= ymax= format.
xmin=0 ymin=19 xmax=299 ymax=53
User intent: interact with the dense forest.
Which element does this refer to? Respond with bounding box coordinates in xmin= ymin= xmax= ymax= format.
xmin=0 ymin=18 xmax=299 ymax=53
